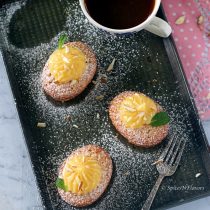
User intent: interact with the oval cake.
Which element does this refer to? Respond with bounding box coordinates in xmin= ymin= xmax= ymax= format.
xmin=41 ymin=42 xmax=97 ymax=101
xmin=57 ymin=145 xmax=112 ymax=207
xmin=109 ymin=91 xmax=169 ymax=147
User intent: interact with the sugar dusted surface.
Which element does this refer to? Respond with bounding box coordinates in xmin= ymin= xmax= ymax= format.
xmin=109 ymin=91 xmax=169 ymax=147
xmin=41 ymin=42 xmax=97 ymax=102
xmin=0 ymin=0 xmax=210 ymax=210
xmin=58 ymin=145 xmax=112 ymax=207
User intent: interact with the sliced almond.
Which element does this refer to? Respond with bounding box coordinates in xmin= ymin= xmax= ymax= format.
xmin=175 ymin=16 xmax=185 ymax=25
xmin=63 ymin=56 xmax=70 ymax=63
xmin=207 ymin=93 xmax=210 ymax=99
xmin=123 ymin=105 xmax=136 ymax=112
xmin=64 ymin=115 xmax=71 ymax=121
xmin=195 ymin=173 xmax=202 ymax=178
xmin=124 ymin=171 xmax=130 ymax=176
xmin=48 ymin=77 xmax=53 ymax=83
xmin=96 ymin=95 xmax=104 ymax=100
xmin=37 ymin=122 xmax=46 ymax=128
xmin=106 ymin=58 xmax=116 ymax=72
xmin=151 ymin=159 xmax=163 ymax=165
xmin=197 ymin=15 xmax=204 ymax=25
xmin=70 ymin=80 xmax=77 ymax=85
xmin=92 ymin=80 xmax=97 ymax=85
xmin=65 ymin=46 xmax=70 ymax=53
xmin=78 ymin=181 xmax=83 ymax=191
xmin=100 ymin=75 xmax=108 ymax=83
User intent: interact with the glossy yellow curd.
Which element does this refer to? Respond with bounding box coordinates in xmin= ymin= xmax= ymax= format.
xmin=119 ymin=93 xmax=157 ymax=128
xmin=48 ymin=46 xmax=86 ymax=84
xmin=62 ymin=155 xmax=101 ymax=195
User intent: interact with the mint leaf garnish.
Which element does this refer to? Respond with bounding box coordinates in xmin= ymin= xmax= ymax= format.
xmin=58 ymin=34 xmax=68 ymax=49
xmin=150 ymin=112 xmax=170 ymax=127
xmin=56 ymin=177 xmax=68 ymax=192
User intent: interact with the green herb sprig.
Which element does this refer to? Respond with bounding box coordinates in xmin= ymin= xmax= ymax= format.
xmin=58 ymin=34 xmax=68 ymax=49
xmin=150 ymin=112 xmax=170 ymax=127
xmin=56 ymin=177 xmax=68 ymax=192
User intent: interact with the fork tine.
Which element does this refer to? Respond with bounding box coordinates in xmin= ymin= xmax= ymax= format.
xmin=172 ymin=139 xmax=186 ymax=169
xmin=165 ymin=134 xmax=180 ymax=162
xmin=159 ymin=134 xmax=176 ymax=160
xmin=169 ymin=137 xmax=183 ymax=165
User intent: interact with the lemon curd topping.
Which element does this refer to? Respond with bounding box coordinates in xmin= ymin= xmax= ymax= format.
xmin=119 ymin=93 xmax=157 ymax=128
xmin=62 ymin=155 xmax=102 ymax=195
xmin=48 ymin=46 xmax=86 ymax=84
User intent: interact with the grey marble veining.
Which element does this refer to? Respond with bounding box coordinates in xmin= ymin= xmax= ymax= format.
xmin=0 ymin=53 xmax=43 ymax=210
xmin=0 ymin=51 xmax=209 ymax=210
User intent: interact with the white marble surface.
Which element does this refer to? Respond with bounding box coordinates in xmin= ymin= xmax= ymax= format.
xmin=0 ymin=53 xmax=43 ymax=210
xmin=0 ymin=52 xmax=210 ymax=210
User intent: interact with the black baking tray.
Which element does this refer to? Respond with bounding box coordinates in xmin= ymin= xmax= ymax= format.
xmin=0 ymin=0 xmax=210 ymax=209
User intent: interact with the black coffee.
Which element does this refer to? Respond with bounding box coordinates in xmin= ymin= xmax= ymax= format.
xmin=84 ymin=0 xmax=155 ymax=29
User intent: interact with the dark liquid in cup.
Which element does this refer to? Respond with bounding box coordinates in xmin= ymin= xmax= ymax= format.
xmin=84 ymin=0 xmax=155 ymax=29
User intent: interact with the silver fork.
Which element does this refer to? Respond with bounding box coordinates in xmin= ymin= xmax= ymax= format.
xmin=141 ymin=134 xmax=186 ymax=210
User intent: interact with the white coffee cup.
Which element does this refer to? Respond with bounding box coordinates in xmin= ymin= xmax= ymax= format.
xmin=79 ymin=0 xmax=172 ymax=37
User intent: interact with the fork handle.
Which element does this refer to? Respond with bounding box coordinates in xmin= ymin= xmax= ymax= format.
xmin=141 ymin=174 xmax=165 ymax=210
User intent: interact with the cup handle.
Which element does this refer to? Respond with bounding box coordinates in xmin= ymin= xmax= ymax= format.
xmin=144 ymin=16 xmax=172 ymax=38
